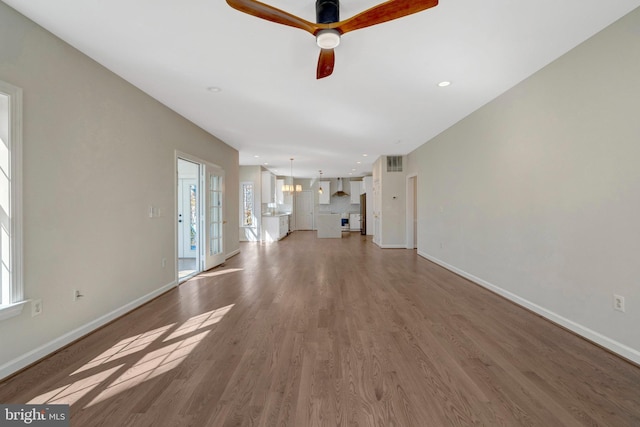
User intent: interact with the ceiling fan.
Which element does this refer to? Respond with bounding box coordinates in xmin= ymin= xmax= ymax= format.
xmin=226 ymin=0 xmax=439 ymax=79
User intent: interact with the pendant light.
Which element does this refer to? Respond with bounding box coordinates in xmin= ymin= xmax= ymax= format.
xmin=318 ymin=170 xmax=324 ymax=194
xmin=282 ymin=158 xmax=302 ymax=194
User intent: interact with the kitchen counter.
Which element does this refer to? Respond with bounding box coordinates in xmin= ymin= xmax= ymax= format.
xmin=262 ymin=214 xmax=290 ymax=242
xmin=317 ymin=214 xmax=342 ymax=238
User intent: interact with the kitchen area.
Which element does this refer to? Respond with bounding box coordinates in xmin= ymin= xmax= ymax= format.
xmin=316 ymin=177 xmax=371 ymax=239
xmin=240 ymin=165 xmax=372 ymax=242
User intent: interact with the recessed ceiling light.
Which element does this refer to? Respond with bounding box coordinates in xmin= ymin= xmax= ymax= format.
xmin=352 ymin=168 xmax=356 ymax=171
xmin=438 ymin=81 xmax=451 ymax=87
xmin=263 ymin=162 xmax=269 ymax=165
xmin=207 ymin=86 xmax=222 ymax=92
xmin=254 ymin=155 xmax=260 ymax=158
xmin=363 ymin=154 xmax=368 ymax=157
xmin=348 ymin=172 xmax=353 ymax=175
xmin=356 ymin=161 xmax=361 ymax=164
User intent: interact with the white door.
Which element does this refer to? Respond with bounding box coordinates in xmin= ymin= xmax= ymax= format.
xmin=204 ymin=163 xmax=225 ymax=270
xmin=295 ymin=190 xmax=314 ymax=230
xmin=177 ymin=158 xmax=202 ymax=281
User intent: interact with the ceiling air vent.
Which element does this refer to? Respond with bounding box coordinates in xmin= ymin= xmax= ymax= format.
xmin=386 ymin=156 xmax=403 ymax=172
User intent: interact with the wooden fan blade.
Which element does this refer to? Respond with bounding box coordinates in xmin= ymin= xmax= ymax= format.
xmin=317 ymin=48 xmax=335 ymax=79
xmin=227 ymin=0 xmax=319 ymax=35
xmin=333 ymin=0 xmax=438 ymax=34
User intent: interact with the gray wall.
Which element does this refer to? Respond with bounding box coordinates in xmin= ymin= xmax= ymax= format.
xmin=373 ymin=156 xmax=408 ymax=248
xmin=0 ymin=2 xmax=239 ymax=377
xmin=407 ymin=8 xmax=640 ymax=363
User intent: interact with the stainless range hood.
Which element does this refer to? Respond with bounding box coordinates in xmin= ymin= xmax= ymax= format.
xmin=332 ymin=178 xmax=350 ymax=197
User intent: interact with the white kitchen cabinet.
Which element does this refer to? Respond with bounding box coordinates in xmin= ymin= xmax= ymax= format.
xmin=280 ymin=215 xmax=289 ymax=236
xmin=276 ymin=179 xmax=285 ymax=204
xmin=350 ymin=181 xmax=362 ymax=204
xmin=262 ymin=214 xmax=289 ymax=242
xmin=349 ymin=213 xmax=361 ymax=231
xmin=319 ymin=181 xmax=331 ymax=204
xmin=261 ymin=171 xmax=276 ymax=204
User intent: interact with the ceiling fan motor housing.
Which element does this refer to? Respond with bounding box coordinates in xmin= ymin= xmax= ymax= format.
xmin=316 ymin=0 xmax=339 ymax=24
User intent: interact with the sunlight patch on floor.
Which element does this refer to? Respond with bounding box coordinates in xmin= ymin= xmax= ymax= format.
xmin=193 ymin=268 xmax=244 ymax=278
xmin=164 ymin=304 xmax=234 ymax=341
xmin=85 ymin=330 xmax=211 ymax=408
xmin=71 ymin=324 xmax=176 ymax=375
xmin=26 ymin=305 xmax=235 ymax=408
xmin=28 ymin=365 xmax=124 ymax=405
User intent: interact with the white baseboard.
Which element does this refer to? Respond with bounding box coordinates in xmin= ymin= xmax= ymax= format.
xmin=225 ymin=248 xmax=240 ymax=260
xmin=417 ymin=250 xmax=640 ymax=365
xmin=379 ymin=244 xmax=407 ymax=249
xmin=0 ymin=280 xmax=178 ymax=381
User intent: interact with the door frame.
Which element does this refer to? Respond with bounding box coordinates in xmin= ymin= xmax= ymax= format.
xmin=406 ymin=174 xmax=417 ymax=249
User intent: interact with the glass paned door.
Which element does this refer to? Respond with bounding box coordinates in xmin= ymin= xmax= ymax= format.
xmin=178 ymin=179 xmax=198 ymax=259
xmin=204 ymin=163 xmax=225 ymax=270
xmin=177 ymin=158 xmax=201 ymax=281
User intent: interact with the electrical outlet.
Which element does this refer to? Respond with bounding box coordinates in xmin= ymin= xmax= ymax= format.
xmin=74 ymin=290 xmax=84 ymax=301
xmin=613 ymin=294 xmax=625 ymax=313
xmin=31 ymin=299 xmax=43 ymax=317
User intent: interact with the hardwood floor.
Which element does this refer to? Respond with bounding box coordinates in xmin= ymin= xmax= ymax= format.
xmin=1 ymin=231 xmax=639 ymax=426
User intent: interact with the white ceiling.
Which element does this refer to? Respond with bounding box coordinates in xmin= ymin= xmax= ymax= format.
xmin=4 ymin=0 xmax=639 ymax=178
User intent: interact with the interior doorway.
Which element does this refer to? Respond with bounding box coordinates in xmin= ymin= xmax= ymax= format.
xmin=295 ymin=190 xmax=314 ymax=230
xmin=177 ymin=159 xmax=200 ymax=281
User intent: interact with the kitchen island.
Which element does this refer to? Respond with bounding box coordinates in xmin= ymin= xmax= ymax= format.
xmin=317 ymin=213 xmax=342 ymax=238
xmin=262 ymin=213 xmax=290 ymax=242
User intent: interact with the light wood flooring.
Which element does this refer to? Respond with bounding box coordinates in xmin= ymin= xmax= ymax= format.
xmin=1 ymin=231 xmax=639 ymax=426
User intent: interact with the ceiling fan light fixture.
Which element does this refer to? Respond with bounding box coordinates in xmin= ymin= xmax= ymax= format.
xmin=316 ymin=30 xmax=341 ymax=49
xmin=227 ymin=0 xmax=439 ymax=78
